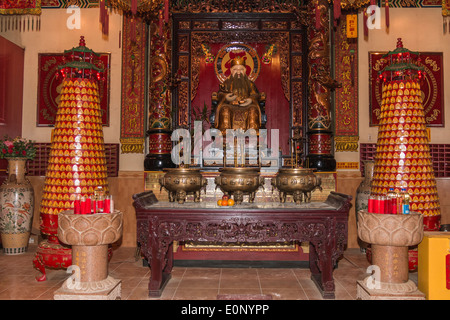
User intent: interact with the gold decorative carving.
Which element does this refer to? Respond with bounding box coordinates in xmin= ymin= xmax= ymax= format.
xmin=292 ymin=82 xmax=303 ymax=127
xmin=193 ymin=21 xmax=219 ymax=29
xmin=292 ymin=55 xmax=303 ymax=79
xmin=150 ymin=55 xmax=168 ymax=83
xmin=120 ymin=138 xmax=145 ymax=154
xmin=148 ymin=21 xmax=172 ymax=133
xmin=222 ymin=21 xmax=259 ymax=29
xmin=178 ymin=34 xmax=189 ymax=52
xmin=262 ymin=21 xmax=288 ymax=30
xmin=335 ymin=136 xmax=359 ymax=152
xmin=340 ymin=0 xmax=370 ymax=10
xmin=179 ymin=21 xmax=191 ymax=29
xmin=291 ymin=34 xmax=303 ymax=52
xmin=178 ymin=55 xmax=189 ymax=78
xmin=178 ymin=81 xmax=189 ymax=126
xmin=171 ymin=0 xmax=305 ymax=14
xmin=291 ymin=18 xmax=305 ymax=30
xmin=307 ymin=0 xmax=340 ymax=131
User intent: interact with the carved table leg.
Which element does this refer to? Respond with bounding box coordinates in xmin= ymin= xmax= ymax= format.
xmin=148 ymin=238 xmax=172 ymax=297
xmin=309 ymin=241 xmax=336 ymax=299
xmin=163 ymin=242 xmax=174 ymax=274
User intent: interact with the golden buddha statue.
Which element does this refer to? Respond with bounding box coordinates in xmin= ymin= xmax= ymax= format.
xmin=213 ymin=55 xmax=262 ymax=135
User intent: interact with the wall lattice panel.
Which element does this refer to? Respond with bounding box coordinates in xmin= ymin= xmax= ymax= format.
xmin=25 ymin=143 xmax=120 ymax=177
xmin=360 ymin=143 xmax=450 ymax=178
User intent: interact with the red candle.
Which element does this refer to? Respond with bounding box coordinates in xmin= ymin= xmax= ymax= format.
xmin=86 ymin=197 xmax=92 ymax=214
xmin=379 ymin=196 xmax=386 ymax=214
xmin=374 ymin=196 xmax=380 ymax=214
xmin=104 ymin=196 xmax=111 ymax=213
xmin=390 ymin=197 xmax=397 ymax=214
xmin=368 ymin=196 xmax=375 ymax=213
xmin=74 ymin=196 xmax=81 ymax=214
xmin=384 ymin=196 xmax=389 ymax=214
xmin=80 ymin=196 xmax=86 ymax=214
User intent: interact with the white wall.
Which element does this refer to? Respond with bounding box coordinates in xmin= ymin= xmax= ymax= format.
xmin=336 ymin=8 xmax=450 ymax=166
xmin=0 ymin=8 xmax=145 ymax=171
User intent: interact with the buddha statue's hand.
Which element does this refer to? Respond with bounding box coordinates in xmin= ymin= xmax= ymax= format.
xmin=239 ymin=98 xmax=252 ymax=107
xmin=225 ymin=93 xmax=236 ymax=102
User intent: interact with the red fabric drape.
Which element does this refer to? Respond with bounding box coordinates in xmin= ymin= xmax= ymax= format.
xmin=385 ymin=0 xmax=390 ymax=28
xmin=333 ymin=0 xmax=341 ymax=27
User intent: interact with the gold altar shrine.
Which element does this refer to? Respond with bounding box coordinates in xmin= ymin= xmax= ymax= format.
xmin=140 ymin=1 xmax=342 ymax=262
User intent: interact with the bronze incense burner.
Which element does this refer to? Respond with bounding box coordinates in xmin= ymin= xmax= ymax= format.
xmin=159 ymin=168 xmax=207 ymax=204
xmin=214 ymin=167 xmax=264 ymax=204
xmin=271 ymin=168 xmax=322 ymax=204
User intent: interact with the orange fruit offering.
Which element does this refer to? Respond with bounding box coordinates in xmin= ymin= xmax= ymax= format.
xmin=217 ymin=199 xmax=222 ymax=206
xmin=227 ymin=199 xmax=235 ymax=206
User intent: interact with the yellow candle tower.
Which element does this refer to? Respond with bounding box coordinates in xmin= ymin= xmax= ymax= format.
xmin=33 ymin=36 xmax=109 ymax=281
xmin=370 ymin=38 xmax=441 ymax=232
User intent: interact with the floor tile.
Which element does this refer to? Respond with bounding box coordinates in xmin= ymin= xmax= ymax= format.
xmin=0 ymin=244 xmax=417 ymax=300
xmin=173 ymin=288 xmax=219 ymax=300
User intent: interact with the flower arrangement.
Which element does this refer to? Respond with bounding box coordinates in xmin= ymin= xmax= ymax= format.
xmin=0 ymin=136 xmax=36 ymax=160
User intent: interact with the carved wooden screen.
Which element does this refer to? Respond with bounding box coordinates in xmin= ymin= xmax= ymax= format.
xmin=172 ymin=13 xmax=307 ymax=158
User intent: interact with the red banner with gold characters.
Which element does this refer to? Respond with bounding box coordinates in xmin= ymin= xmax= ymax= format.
xmin=120 ymin=16 xmax=147 ymax=154
xmin=369 ymin=52 xmax=444 ymax=127
xmin=334 ymin=16 xmax=359 ymax=152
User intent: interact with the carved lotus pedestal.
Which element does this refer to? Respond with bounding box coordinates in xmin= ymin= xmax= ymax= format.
xmin=356 ymin=211 xmax=425 ymax=300
xmin=54 ymin=211 xmax=123 ymax=300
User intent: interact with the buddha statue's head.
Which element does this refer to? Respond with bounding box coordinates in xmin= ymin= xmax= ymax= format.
xmin=230 ymin=55 xmax=247 ymax=78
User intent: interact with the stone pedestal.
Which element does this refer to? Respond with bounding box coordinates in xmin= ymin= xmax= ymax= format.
xmin=54 ymin=211 xmax=123 ymax=300
xmin=356 ymin=211 xmax=425 ymax=300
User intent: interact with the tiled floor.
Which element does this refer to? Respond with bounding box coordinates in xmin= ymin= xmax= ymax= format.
xmin=0 ymin=244 xmax=416 ymax=300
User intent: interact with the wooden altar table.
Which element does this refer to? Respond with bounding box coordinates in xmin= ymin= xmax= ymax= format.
xmin=133 ymin=191 xmax=352 ymax=299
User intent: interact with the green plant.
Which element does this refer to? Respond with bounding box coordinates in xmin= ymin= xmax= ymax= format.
xmin=192 ymin=102 xmax=210 ymax=123
xmin=192 ymin=102 xmax=211 ymax=133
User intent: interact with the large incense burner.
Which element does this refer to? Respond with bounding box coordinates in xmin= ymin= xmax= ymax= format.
xmin=271 ymin=134 xmax=322 ymax=204
xmin=272 ymin=168 xmax=322 ymax=204
xmin=215 ymin=167 xmax=264 ymax=204
xmin=159 ymin=168 xmax=207 ymax=204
